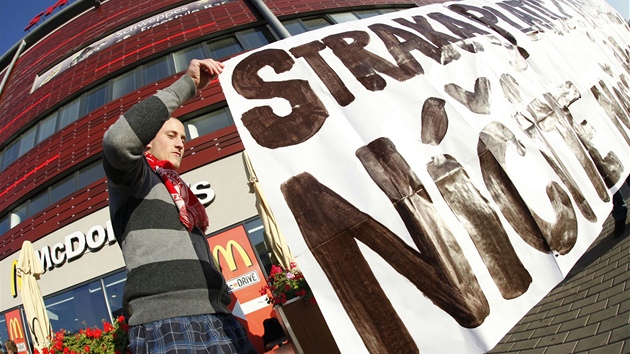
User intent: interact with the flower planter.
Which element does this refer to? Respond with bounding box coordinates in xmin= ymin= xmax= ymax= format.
xmin=274 ymin=297 xmax=341 ymax=354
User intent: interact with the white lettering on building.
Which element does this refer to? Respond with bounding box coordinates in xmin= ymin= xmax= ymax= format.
xmin=35 ymin=181 xmax=215 ymax=271
xmin=190 ymin=181 xmax=216 ymax=205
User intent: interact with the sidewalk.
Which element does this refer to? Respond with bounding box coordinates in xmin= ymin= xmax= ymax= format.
xmin=488 ymin=186 xmax=630 ymax=353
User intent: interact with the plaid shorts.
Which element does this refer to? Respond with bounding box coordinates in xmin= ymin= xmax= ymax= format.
xmin=128 ymin=314 xmax=258 ymax=354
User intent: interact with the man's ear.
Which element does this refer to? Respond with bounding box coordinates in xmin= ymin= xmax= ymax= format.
xmin=145 ymin=143 xmax=151 ymax=152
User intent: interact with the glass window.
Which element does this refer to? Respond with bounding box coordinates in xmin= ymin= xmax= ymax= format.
xmin=301 ymin=17 xmax=332 ymax=31
xmin=207 ymin=36 xmax=243 ymax=60
xmin=58 ymin=98 xmax=81 ymax=129
xmin=78 ymin=162 xmax=105 ymax=189
xmin=329 ymin=12 xmax=359 ymax=23
xmin=173 ymin=45 xmax=206 ymax=72
xmin=354 ymin=9 xmax=382 ymax=19
xmin=45 ymin=280 xmax=110 ymax=333
xmin=238 ymin=27 xmax=275 ymax=50
xmin=185 ymin=108 xmax=233 ymax=140
xmin=19 ymin=126 xmax=38 ymax=156
xmin=37 ymin=112 xmax=58 ymax=143
xmin=378 ymin=8 xmax=400 ymax=14
xmin=142 ymin=56 xmax=173 ymax=85
xmin=30 ymin=190 xmax=50 ymax=216
xmin=83 ymin=84 xmax=108 ymax=115
xmin=11 ymin=202 xmax=29 ymax=227
xmin=50 ymin=174 xmax=77 ymax=205
xmin=103 ymin=271 xmax=127 ymax=319
xmin=0 ymin=316 xmax=10 ymax=350
xmin=1 ymin=140 xmax=19 ymax=170
xmin=112 ymin=71 xmax=137 ymax=100
xmin=282 ymin=19 xmax=308 ymax=36
xmin=0 ymin=214 xmax=10 ymax=236
xmin=244 ymin=218 xmax=273 ymax=275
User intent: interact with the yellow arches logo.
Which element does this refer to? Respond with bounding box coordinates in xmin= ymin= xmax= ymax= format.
xmin=8 ymin=318 xmax=24 ymax=340
xmin=212 ymin=240 xmax=253 ymax=272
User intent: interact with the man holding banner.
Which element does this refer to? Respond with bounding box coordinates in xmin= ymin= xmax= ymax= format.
xmin=102 ymin=58 xmax=256 ymax=354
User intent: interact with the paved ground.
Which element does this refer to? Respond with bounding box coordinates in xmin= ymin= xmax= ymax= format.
xmin=488 ymin=185 xmax=630 ymax=354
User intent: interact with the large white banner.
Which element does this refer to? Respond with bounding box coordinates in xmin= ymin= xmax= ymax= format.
xmin=221 ymin=0 xmax=630 ymax=352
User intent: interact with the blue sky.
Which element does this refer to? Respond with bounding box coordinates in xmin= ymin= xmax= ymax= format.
xmin=0 ymin=0 xmax=78 ymax=57
xmin=608 ymin=0 xmax=630 ymax=19
xmin=0 ymin=0 xmax=628 ymax=58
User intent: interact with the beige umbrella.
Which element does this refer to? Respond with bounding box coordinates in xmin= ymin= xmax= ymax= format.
xmin=16 ymin=241 xmax=52 ymax=352
xmin=244 ymin=152 xmax=295 ymax=268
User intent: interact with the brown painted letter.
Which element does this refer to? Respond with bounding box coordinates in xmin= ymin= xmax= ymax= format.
xmin=232 ymin=49 xmax=329 ymax=149
xmin=444 ymin=77 xmax=492 ymax=115
xmin=391 ymin=15 xmax=462 ymax=64
xmin=478 ymin=122 xmax=577 ymax=255
xmin=282 ymin=173 xmax=421 ymax=353
xmin=420 ymin=97 xmax=448 ymax=145
xmin=290 ymin=41 xmax=355 ymax=107
xmin=322 ymin=30 xmax=421 ymax=91
xmin=427 ymin=154 xmax=532 ymax=299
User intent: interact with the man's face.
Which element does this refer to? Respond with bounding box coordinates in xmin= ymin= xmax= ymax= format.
xmin=146 ymin=118 xmax=186 ymax=170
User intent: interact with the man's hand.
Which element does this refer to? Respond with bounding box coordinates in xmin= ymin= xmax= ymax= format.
xmin=186 ymin=58 xmax=225 ymax=90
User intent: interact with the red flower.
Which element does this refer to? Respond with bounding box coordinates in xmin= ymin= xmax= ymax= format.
xmin=270 ymin=265 xmax=283 ymax=276
xmin=259 ymin=287 xmax=268 ymax=296
xmin=263 ymin=262 xmax=315 ymax=306
xmin=104 ymin=322 xmax=114 ymax=332
xmin=54 ymin=340 xmax=63 ymax=350
xmin=46 ymin=316 xmax=130 ymax=354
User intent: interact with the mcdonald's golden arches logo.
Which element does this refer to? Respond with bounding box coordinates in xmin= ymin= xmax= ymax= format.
xmin=213 ymin=240 xmax=253 ymax=272
xmin=8 ymin=318 xmax=24 ymax=340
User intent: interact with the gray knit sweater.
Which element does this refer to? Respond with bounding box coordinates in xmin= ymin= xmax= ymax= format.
xmin=102 ymin=75 xmax=231 ymax=326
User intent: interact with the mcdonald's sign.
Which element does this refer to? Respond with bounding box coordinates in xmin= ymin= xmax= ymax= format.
xmin=208 ymin=225 xmax=274 ymax=354
xmin=5 ymin=309 xmax=28 ymax=354
xmin=212 ymin=240 xmax=253 ymax=272
xmin=8 ymin=317 xmax=23 ymax=340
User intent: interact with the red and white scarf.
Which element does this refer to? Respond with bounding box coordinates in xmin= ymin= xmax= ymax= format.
xmin=145 ymin=152 xmax=209 ymax=233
